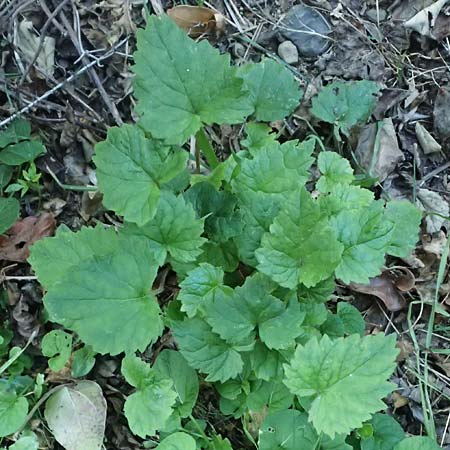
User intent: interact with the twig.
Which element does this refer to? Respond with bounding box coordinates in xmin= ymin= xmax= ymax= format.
xmin=18 ymin=0 xmax=71 ymax=84
xmin=419 ymin=161 xmax=450 ymax=187
xmin=16 ymin=384 xmax=71 ymax=435
xmin=58 ymin=7 xmax=123 ymax=126
xmin=0 ymin=38 xmax=127 ymax=129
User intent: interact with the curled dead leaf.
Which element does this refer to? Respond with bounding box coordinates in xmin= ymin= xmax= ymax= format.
xmin=167 ymin=5 xmax=220 ymax=38
xmin=350 ymin=270 xmax=410 ymax=312
xmin=0 ymin=213 xmax=56 ymax=262
xmin=391 ymin=267 xmax=416 ymax=292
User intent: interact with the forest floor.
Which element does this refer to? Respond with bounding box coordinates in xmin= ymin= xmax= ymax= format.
xmin=1 ymin=0 xmax=450 ymax=449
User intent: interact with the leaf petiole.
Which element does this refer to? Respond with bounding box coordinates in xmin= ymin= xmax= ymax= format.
xmin=195 ymin=128 xmax=220 ymax=169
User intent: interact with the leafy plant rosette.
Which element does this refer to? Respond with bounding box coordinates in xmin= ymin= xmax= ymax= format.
xmin=26 ymin=14 xmax=427 ymax=450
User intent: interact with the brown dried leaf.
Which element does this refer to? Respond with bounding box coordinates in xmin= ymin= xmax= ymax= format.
xmin=392 ymin=267 xmax=416 ymax=292
xmin=355 ymin=118 xmax=404 ymax=182
xmin=0 ymin=213 xmax=56 ymax=262
xmin=167 ymin=5 xmax=217 ymax=37
xmin=350 ymin=271 xmax=407 ymax=312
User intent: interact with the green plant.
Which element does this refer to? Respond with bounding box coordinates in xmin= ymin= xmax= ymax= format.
xmin=5 ymin=162 xmax=42 ymax=198
xmin=15 ymin=13 xmax=429 ymax=450
xmin=0 ymin=119 xmax=46 ymax=234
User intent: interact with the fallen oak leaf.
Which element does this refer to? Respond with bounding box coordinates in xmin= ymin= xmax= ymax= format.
xmin=0 ymin=213 xmax=56 ymax=262
xmin=167 ymin=5 xmax=221 ymax=38
xmin=350 ymin=270 xmax=407 ymax=312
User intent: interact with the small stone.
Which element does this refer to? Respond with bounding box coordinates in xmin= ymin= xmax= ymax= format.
xmin=280 ymin=5 xmax=332 ymax=57
xmin=278 ymin=40 xmax=299 ymax=64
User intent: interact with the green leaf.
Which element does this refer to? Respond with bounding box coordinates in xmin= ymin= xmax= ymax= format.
xmin=337 ymin=302 xmax=365 ymax=336
xmin=0 ymin=165 xmax=13 ymax=189
xmin=178 ymin=263 xmax=231 ymax=318
xmin=234 ymin=194 xmax=279 ymax=266
xmin=9 ymin=434 xmax=39 ymax=450
xmin=321 ymin=434 xmax=353 ymax=450
xmin=258 ymin=410 xmax=318 ymax=450
xmin=319 ymin=184 xmax=374 ymax=218
xmin=246 ymin=380 xmax=293 ymax=413
xmin=284 ymin=333 xmax=398 ymax=438
xmin=393 ymin=437 xmax=440 ymax=450
xmin=317 ymin=151 xmax=354 ymax=193
xmin=0 ymin=197 xmax=20 ymax=235
xmin=41 ymin=330 xmax=72 ymax=371
xmin=361 ymin=413 xmax=405 ymax=450
xmin=238 ymin=59 xmax=302 ymax=121
xmin=199 ymin=240 xmax=240 ymax=272
xmin=206 ymin=276 xmax=305 ymax=349
xmin=29 ymin=226 xmax=119 ymax=290
xmin=256 ymin=188 xmax=343 ymax=288
xmin=156 ymin=432 xmax=196 ymax=450
xmin=250 ymin=341 xmax=287 ymax=381
xmin=121 ymin=191 xmax=205 ymax=263
xmin=311 ymin=81 xmax=380 ymax=136
xmin=0 ymin=141 xmax=45 ymax=166
xmin=153 ymin=349 xmax=199 ymax=418
xmin=184 ymin=183 xmax=241 ymax=243
xmin=133 ymin=15 xmax=252 ymax=144
xmin=0 ymin=119 xmax=30 ymax=148
xmin=124 ymin=379 xmax=177 ymax=438
xmin=384 ymin=200 xmax=422 ymax=257
xmin=298 ymin=278 xmax=335 ymax=303
xmin=332 ymin=201 xmax=393 ymax=284
xmin=32 ymin=228 xmax=163 ymax=355
xmin=172 ymin=318 xmax=246 ymax=382
xmin=211 ymin=435 xmax=233 ymax=450
xmin=241 ymin=122 xmax=277 ymax=155
xmin=93 ymin=124 xmax=188 ymax=226
xmin=232 ymin=140 xmax=314 ymax=201
xmin=0 ymin=389 xmax=28 ymax=437
xmin=121 ymin=354 xmax=154 ymax=390
xmin=320 ymin=313 xmax=345 ymax=338
xmin=71 ymin=345 xmax=96 ymax=378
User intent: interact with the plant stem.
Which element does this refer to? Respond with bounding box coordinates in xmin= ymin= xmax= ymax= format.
xmin=45 ymin=164 xmax=97 ymax=192
xmin=188 ymin=413 xmax=213 ymax=449
xmin=195 ymin=128 xmax=220 ymax=169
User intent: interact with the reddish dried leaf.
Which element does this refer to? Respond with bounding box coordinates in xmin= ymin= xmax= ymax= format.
xmin=167 ymin=5 xmax=216 ymax=37
xmin=350 ymin=271 xmax=406 ymax=312
xmin=0 ymin=213 xmax=56 ymax=262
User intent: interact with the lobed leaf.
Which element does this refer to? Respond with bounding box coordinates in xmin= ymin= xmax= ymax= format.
xmin=178 ymin=263 xmax=230 ymax=318
xmin=31 ymin=227 xmax=163 ymax=355
xmin=93 ymin=124 xmax=188 ymax=226
xmin=206 ymin=275 xmax=305 ymax=349
xmin=384 ymin=200 xmax=422 ymax=257
xmin=256 ymin=188 xmax=343 ymax=288
xmin=124 ymin=379 xmax=177 ymax=438
xmin=238 ymin=58 xmax=302 ymax=121
xmin=133 ymin=15 xmax=253 ymax=144
xmin=284 ymin=333 xmax=398 ymax=438
xmin=331 ymin=201 xmax=393 ymax=284
xmin=316 ymin=151 xmax=354 ymax=193
xmin=311 ymin=80 xmax=380 ymax=136
xmin=172 ymin=318 xmax=247 ymax=382
xmin=121 ymin=191 xmax=205 ymax=263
